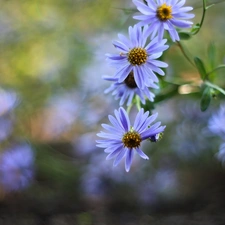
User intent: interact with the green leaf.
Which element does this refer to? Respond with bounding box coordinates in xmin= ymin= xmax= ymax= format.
xmin=205 ymin=81 xmax=225 ymax=95
xmin=178 ymin=32 xmax=192 ymax=40
xmin=206 ymin=4 xmax=215 ymax=10
xmin=200 ymin=87 xmax=212 ymax=111
xmin=191 ymin=23 xmax=200 ymax=34
xmin=194 ymin=57 xmax=207 ymax=80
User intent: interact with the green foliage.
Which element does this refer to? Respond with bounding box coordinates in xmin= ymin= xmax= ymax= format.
xmin=194 ymin=57 xmax=207 ymax=80
xmin=200 ymin=86 xmax=212 ymax=111
xmin=178 ymin=32 xmax=192 ymax=40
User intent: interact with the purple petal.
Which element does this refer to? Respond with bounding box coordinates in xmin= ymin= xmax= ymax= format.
xmin=101 ymin=123 xmax=123 ymax=135
xmin=108 ymin=114 xmax=124 ymax=130
xmin=133 ymin=0 xmax=153 ymax=15
xmin=141 ymin=125 xmax=166 ymax=140
xmin=118 ymin=107 xmax=130 ymax=132
xmin=116 ymin=64 xmax=133 ymax=83
xmin=118 ymin=33 xmax=132 ymax=48
xmin=106 ymin=146 xmax=123 ymax=160
xmin=125 ymin=149 xmax=134 ymax=172
xmin=113 ymin=148 xmax=127 ymax=166
xmin=170 ymin=18 xmax=193 ymax=28
xmin=106 ymin=53 xmax=126 ymax=61
xmin=112 ymin=40 xmax=129 ymax=52
xmin=136 ymin=148 xmax=149 ymax=160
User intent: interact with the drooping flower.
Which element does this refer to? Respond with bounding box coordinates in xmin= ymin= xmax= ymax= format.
xmin=0 ymin=144 xmax=35 ymax=192
xmin=106 ymin=25 xmax=168 ymax=90
xmin=133 ymin=0 xmax=195 ymax=42
xmin=96 ymin=107 xmax=166 ymax=172
xmin=103 ymin=71 xmax=158 ymax=106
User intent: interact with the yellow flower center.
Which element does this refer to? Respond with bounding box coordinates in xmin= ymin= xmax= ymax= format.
xmin=122 ymin=131 xmax=141 ymax=148
xmin=124 ymin=71 xmax=137 ymax=89
xmin=128 ymin=47 xmax=147 ymax=65
xmin=156 ymin=3 xmax=173 ymax=21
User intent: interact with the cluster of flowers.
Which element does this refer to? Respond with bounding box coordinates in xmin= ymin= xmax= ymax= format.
xmin=97 ymin=0 xmax=194 ymax=172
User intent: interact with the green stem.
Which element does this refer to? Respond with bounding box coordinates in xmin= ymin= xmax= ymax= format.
xmin=135 ymin=95 xmax=141 ymax=111
xmin=176 ymin=41 xmax=195 ymax=67
xmin=126 ymin=103 xmax=133 ymax=115
xmin=206 ymin=64 xmax=225 ymax=76
xmin=205 ymin=81 xmax=225 ymax=95
xmin=192 ymin=0 xmax=207 ymax=35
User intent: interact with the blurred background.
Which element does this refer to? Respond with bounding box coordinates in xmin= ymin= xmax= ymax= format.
xmin=0 ymin=0 xmax=225 ymax=224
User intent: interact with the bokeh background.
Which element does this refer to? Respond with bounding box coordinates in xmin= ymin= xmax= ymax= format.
xmin=0 ymin=0 xmax=225 ymax=224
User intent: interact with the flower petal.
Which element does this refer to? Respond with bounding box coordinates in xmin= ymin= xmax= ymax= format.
xmin=136 ymin=148 xmax=149 ymax=160
xmin=113 ymin=148 xmax=127 ymax=167
xmin=125 ymin=149 xmax=134 ymax=172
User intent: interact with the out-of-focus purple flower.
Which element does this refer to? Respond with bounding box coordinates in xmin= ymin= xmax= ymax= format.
xmin=73 ymin=132 xmax=98 ymax=156
xmin=80 ymin=153 xmax=126 ymax=198
xmin=138 ymin=167 xmax=179 ymax=206
xmin=106 ymin=25 xmax=168 ymax=89
xmin=42 ymin=92 xmax=79 ymax=138
xmin=133 ymin=0 xmax=194 ymax=42
xmin=208 ymin=104 xmax=225 ymax=139
xmin=0 ymin=118 xmax=13 ymax=142
xmin=0 ymin=89 xmax=18 ymax=116
xmin=153 ymin=168 xmax=179 ymax=196
xmin=103 ymin=74 xmax=157 ymax=106
xmin=173 ymin=121 xmax=210 ymax=160
xmin=96 ymin=107 xmax=165 ymax=172
xmin=0 ymin=144 xmax=35 ymax=192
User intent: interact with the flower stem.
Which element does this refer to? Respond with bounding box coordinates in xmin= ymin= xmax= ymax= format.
xmin=135 ymin=95 xmax=141 ymax=111
xmin=176 ymin=41 xmax=195 ymax=68
xmin=206 ymin=64 xmax=225 ymax=77
xmin=126 ymin=103 xmax=133 ymax=115
xmin=192 ymin=0 xmax=207 ymax=35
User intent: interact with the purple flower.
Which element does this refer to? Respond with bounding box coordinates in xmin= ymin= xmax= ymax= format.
xmin=208 ymin=104 xmax=225 ymax=139
xmin=103 ymin=73 xmax=158 ymax=106
xmin=0 ymin=89 xmax=18 ymax=116
xmin=96 ymin=107 xmax=165 ymax=172
xmin=106 ymin=25 xmax=168 ymax=90
xmin=0 ymin=144 xmax=35 ymax=192
xmin=133 ymin=0 xmax=194 ymax=42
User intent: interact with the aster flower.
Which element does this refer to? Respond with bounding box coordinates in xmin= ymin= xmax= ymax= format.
xmin=96 ymin=107 xmax=166 ymax=172
xmin=106 ymin=25 xmax=168 ymax=90
xmin=103 ymin=71 xmax=158 ymax=106
xmin=133 ymin=0 xmax=195 ymax=42
xmin=0 ymin=144 xmax=35 ymax=192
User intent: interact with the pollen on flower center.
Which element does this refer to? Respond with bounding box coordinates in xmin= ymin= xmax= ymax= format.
xmin=128 ymin=47 xmax=147 ymax=65
xmin=124 ymin=71 xmax=137 ymax=89
xmin=122 ymin=130 xmax=141 ymax=148
xmin=157 ymin=3 xmax=173 ymax=21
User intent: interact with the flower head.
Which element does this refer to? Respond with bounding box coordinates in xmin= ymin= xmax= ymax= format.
xmin=103 ymin=72 xmax=158 ymax=106
xmin=0 ymin=144 xmax=35 ymax=192
xmin=106 ymin=25 xmax=168 ymax=90
xmin=133 ymin=0 xmax=195 ymax=42
xmin=96 ymin=107 xmax=165 ymax=172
